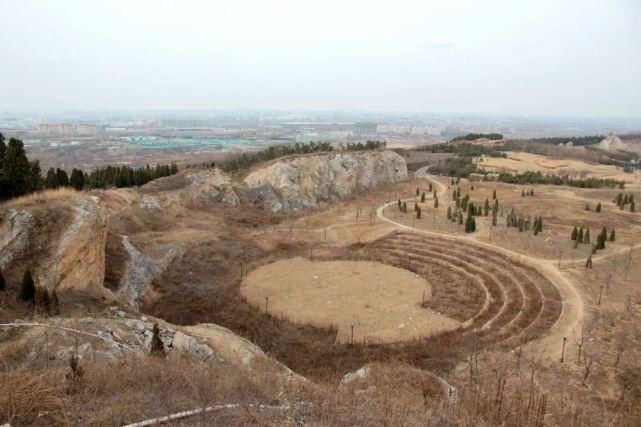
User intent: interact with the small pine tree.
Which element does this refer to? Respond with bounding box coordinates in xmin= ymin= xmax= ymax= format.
xmin=421 ymin=192 xmax=426 ymax=203
xmin=402 ymin=202 xmax=407 ymax=213
xmin=471 ymin=185 xmax=474 ymax=191
xmin=483 ymin=199 xmax=490 ymax=216
xmin=397 ymin=199 xmax=402 ymax=210
xmin=428 ymin=183 xmax=433 ymax=192
xmin=416 ymin=206 xmax=421 ymax=219
xmin=0 ymin=268 xmax=5 ymax=291
xmin=530 ymin=189 xmax=534 ymax=196
xmin=585 ymin=203 xmax=590 ymax=211
xmin=609 ymin=229 xmax=615 ymax=242
xmin=521 ymin=189 xmax=525 ymax=197
xmin=434 ymin=197 xmax=439 ymax=208
xmin=596 ymin=202 xmax=602 ymax=213
xmin=414 ymin=202 xmax=418 ymax=212
xmin=150 ymin=323 xmax=165 ymax=355
xmin=631 ymin=200 xmax=635 ymax=212
xmin=584 ymin=229 xmax=590 ymax=244
xmin=416 ymin=187 xmax=420 ymax=197
xmin=571 ymin=226 xmax=578 ymax=241
xmin=577 ymin=227 xmax=584 ymax=242
xmin=447 ymin=206 xmax=452 ymax=220
xmin=458 ymin=212 xmax=464 ymax=225
xmin=492 ymin=189 xmax=497 ymax=200
xmin=51 ymin=289 xmax=60 ymax=315
xmin=19 ymin=269 xmax=35 ymax=303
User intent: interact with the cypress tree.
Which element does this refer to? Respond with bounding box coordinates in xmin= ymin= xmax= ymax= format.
xmin=447 ymin=206 xmax=452 ymax=220
xmin=584 ymin=229 xmax=590 ymax=244
xmin=483 ymin=199 xmax=490 ymax=216
xmin=3 ymin=138 xmax=31 ymax=199
xmin=492 ymin=189 xmax=497 ymax=200
xmin=416 ymin=187 xmax=419 ymax=197
xmin=428 ymin=183 xmax=433 ymax=192
xmin=19 ymin=269 xmax=35 ymax=303
xmin=397 ymin=199 xmax=402 ymax=210
xmin=458 ymin=212 xmax=463 ymax=224
xmin=403 ymin=201 xmax=407 ymax=213
xmin=631 ymin=200 xmax=635 ymax=212
xmin=596 ymin=202 xmax=602 ymax=213
xmin=577 ymin=227 xmax=584 ymax=242
xmin=609 ymin=229 xmax=615 ymax=242
xmin=571 ymin=226 xmax=578 ymax=240
xmin=0 ymin=268 xmax=4 ymax=291
xmin=521 ymin=189 xmax=525 ymax=197
xmin=414 ymin=202 xmax=418 ymax=212
xmin=434 ymin=196 xmax=439 ymax=208
xmin=421 ymin=192 xmax=426 ymax=202
xmin=416 ymin=206 xmax=421 ymax=219
xmin=452 ymin=191 xmax=457 ymax=201
xmin=70 ymin=169 xmax=85 ymax=191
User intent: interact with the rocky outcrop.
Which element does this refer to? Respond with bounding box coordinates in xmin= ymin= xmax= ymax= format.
xmin=116 ymin=237 xmax=183 ymax=309
xmin=0 ymin=209 xmax=33 ymax=268
xmin=244 ymin=150 xmax=407 ymax=212
xmin=595 ymin=134 xmax=640 ymax=154
xmin=184 ymin=169 xmax=239 ymax=207
xmin=39 ymin=196 xmax=110 ymax=299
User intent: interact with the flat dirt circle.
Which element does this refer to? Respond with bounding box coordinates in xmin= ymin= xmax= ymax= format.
xmin=240 ymin=257 xmax=460 ymax=343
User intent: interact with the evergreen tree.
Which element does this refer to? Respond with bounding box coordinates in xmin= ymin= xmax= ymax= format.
xmin=596 ymin=202 xmax=602 ymax=213
xmin=456 ymin=188 xmax=461 ymax=198
xmin=465 ymin=213 xmax=476 ymax=233
xmin=428 ymin=183 xmax=432 ymax=192
xmin=483 ymin=199 xmax=490 ymax=216
xmin=70 ymin=168 xmax=85 ymax=190
xmin=585 ymin=203 xmax=590 ymax=211
xmin=397 ymin=199 xmax=402 ymax=210
xmin=471 ymin=185 xmax=474 ymax=191
xmin=492 ymin=189 xmax=497 ymax=200
xmin=0 ymin=133 xmax=6 ymax=200
xmin=447 ymin=206 xmax=452 ymax=220
xmin=530 ymin=189 xmax=534 ymax=196
xmin=452 ymin=191 xmax=457 ymax=201
xmin=414 ymin=202 xmax=418 ymax=212
xmin=421 ymin=192 xmax=426 ymax=202
xmin=28 ymin=160 xmax=42 ymax=192
xmin=521 ymin=189 xmax=525 ymax=197
xmin=577 ymin=227 xmax=584 ymax=242
xmin=2 ymin=138 xmax=31 ymax=199
xmin=631 ymin=200 xmax=635 ymax=212
xmin=150 ymin=323 xmax=165 ymax=355
xmin=55 ymin=168 xmax=69 ymax=187
xmin=571 ymin=226 xmax=578 ymax=240
xmin=19 ymin=269 xmax=35 ymax=303
xmin=416 ymin=206 xmax=421 ymax=219
xmin=51 ymin=289 xmax=60 ymax=315
xmin=584 ymin=229 xmax=590 ymax=244
xmin=402 ymin=201 xmax=407 ymax=213
xmin=0 ymin=268 xmax=4 ymax=291
xmin=609 ymin=229 xmax=616 ymax=242
xmin=416 ymin=187 xmax=419 ymax=197
xmin=434 ymin=196 xmax=439 ymax=208
xmin=45 ymin=167 xmax=58 ymax=188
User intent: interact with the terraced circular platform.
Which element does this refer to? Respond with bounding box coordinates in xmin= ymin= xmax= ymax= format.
xmin=365 ymin=231 xmax=563 ymax=348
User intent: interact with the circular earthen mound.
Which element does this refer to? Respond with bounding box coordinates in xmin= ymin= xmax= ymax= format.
xmin=240 ymin=257 xmax=461 ymax=343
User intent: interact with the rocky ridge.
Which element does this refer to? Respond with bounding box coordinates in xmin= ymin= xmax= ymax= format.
xmin=244 ymin=150 xmax=407 ymax=212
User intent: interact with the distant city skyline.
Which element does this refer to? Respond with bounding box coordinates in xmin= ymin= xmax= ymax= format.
xmin=1 ymin=1 xmax=640 ymax=118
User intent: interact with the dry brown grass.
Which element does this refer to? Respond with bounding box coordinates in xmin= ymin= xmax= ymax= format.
xmin=3 ymin=188 xmax=79 ymax=208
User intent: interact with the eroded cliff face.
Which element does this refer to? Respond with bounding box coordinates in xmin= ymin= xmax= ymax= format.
xmin=244 ymin=150 xmax=408 ymax=212
xmin=0 ymin=209 xmax=34 ymax=269
xmin=39 ymin=196 xmax=110 ymax=300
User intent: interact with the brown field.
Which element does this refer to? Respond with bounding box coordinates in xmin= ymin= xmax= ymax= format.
xmin=241 ymin=257 xmax=459 ymax=343
xmin=477 ymin=151 xmax=640 ymax=183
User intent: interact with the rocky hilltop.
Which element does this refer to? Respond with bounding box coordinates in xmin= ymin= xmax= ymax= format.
xmin=244 ymin=150 xmax=407 ymax=212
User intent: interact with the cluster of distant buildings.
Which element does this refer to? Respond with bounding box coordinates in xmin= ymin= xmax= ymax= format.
xmin=37 ymin=123 xmax=98 ymax=136
xmin=376 ymin=124 xmax=442 ymax=135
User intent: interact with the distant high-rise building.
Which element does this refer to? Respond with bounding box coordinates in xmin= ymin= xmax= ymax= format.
xmin=37 ymin=123 xmax=97 ymax=136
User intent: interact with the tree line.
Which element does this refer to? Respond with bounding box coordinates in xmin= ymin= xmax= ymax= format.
xmin=0 ymin=133 xmax=178 ymax=201
xmin=452 ymin=133 xmax=504 ymax=142
xmin=220 ymin=140 xmax=386 ymax=173
xmin=498 ymin=171 xmax=623 ymax=189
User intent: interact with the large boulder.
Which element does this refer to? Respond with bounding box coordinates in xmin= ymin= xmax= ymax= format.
xmin=184 ymin=169 xmax=239 ymax=207
xmin=244 ymin=150 xmax=407 ymax=212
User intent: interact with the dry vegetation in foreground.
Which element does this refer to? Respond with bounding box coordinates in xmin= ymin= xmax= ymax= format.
xmin=3 ymin=188 xmax=80 ymax=208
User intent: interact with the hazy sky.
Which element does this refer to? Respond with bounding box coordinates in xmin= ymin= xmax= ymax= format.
xmin=1 ymin=0 xmax=640 ymax=117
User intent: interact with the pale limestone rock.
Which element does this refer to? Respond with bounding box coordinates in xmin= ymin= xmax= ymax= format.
xmin=245 ymin=150 xmax=407 ymax=212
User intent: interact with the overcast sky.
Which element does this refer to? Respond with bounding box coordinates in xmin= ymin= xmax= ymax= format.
xmin=1 ymin=0 xmax=640 ymax=117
